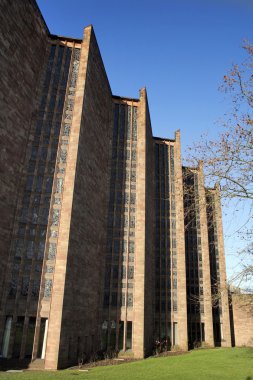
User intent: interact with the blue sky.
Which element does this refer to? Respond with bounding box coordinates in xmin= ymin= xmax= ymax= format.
xmin=37 ymin=0 xmax=253 ymax=145
xmin=37 ymin=0 xmax=253 ymax=280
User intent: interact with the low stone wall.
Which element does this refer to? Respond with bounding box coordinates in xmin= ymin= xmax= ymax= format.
xmin=232 ymin=294 xmax=253 ymax=347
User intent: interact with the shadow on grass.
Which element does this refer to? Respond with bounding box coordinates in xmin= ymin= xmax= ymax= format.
xmin=0 ymin=358 xmax=30 ymax=371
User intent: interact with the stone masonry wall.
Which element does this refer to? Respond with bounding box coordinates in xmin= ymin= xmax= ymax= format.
xmin=0 ymin=0 xmax=48 ymax=302
xmin=213 ymin=186 xmax=231 ymax=347
xmin=197 ymin=165 xmax=214 ymax=346
xmin=132 ymin=89 xmax=147 ymax=358
xmin=45 ymin=26 xmax=113 ymax=369
xmin=144 ymin=92 xmax=155 ymax=356
xmin=232 ymin=294 xmax=253 ymax=347
xmin=174 ymin=131 xmax=188 ymax=350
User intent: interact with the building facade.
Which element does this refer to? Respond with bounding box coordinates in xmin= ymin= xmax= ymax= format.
xmin=0 ymin=0 xmax=235 ymax=370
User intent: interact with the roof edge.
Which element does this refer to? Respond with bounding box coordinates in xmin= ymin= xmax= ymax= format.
xmin=153 ymin=136 xmax=175 ymax=143
xmin=112 ymin=95 xmax=140 ymax=102
xmin=50 ymin=34 xmax=83 ymax=43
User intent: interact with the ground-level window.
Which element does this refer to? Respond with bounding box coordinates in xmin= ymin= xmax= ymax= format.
xmin=38 ymin=318 xmax=48 ymax=359
xmin=201 ymin=323 xmax=205 ymax=342
xmin=25 ymin=317 xmax=36 ymax=358
xmin=118 ymin=321 xmax=124 ymax=350
xmin=13 ymin=316 xmax=25 ymax=358
xmin=173 ymin=322 xmax=178 ymax=346
xmin=1 ymin=316 xmax=12 ymax=357
xmin=126 ymin=321 xmax=132 ymax=350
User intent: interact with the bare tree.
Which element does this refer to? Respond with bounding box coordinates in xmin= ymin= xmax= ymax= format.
xmin=187 ymin=41 xmax=253 ymax=293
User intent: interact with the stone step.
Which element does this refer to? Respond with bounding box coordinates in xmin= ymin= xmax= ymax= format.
xmin=28 ymin=359 xmax=45 ymax=370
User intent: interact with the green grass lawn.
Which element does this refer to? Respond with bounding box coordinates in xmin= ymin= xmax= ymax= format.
xmin=0 ymin=348 xmax=252 ymax=380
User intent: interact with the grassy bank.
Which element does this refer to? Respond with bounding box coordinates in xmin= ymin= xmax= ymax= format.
xmin=0 ymin=347 xmax=252 ymax=380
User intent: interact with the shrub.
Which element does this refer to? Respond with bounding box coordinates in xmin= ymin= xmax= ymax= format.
xmin=153 ymin=336 xmax=172 ymax=355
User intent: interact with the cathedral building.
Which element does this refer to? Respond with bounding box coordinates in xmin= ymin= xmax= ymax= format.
xmin=0 ymin=0 xmax=237 ymax=370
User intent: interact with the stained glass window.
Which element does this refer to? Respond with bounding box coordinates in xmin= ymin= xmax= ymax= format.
xmin=127 ymin=293 xmax=133 ymax=307
xmin=32 ymin=279 xmax=40 ymax=297
xmin=63 ymin=124 xmax=70 ymax=136
xmin=52 ymin=209 xmax=60 ymax=226
xmin=26 ymin=176 xmax=34 ymax=191
xmin=38 ymin=241 xmax=45 ymax=260
xmin=9 ymin=277 xmax=17 ymax=297
xmin=45 ymin=177 xmax=53 ymax=193
xmin=130 ymin=194 xmax=136 ymax=205
xmin=50 ymin=149 xmax=57 ymax=161
xmin=27 ymin=241 xmax=35 ymax=259
xmin=129 ymin=241 xmax=135 ymax=253
xmin=50 ymin=229 xmax=58 ymax=238
xmin=59 ymin=149 xmax=67 ymax=164
xmin=17 ymin=224 xmax=25 ymax=236
xmin=21 ymin=277 xmax=30 ymax=296
xmin=15 ymin=240 xmax=24 ymax=257
xmin=129 ymin=216 xmax=135 ymax=228
xmin=31 ymin=147 xmax=38 ymax=160
xmin=48 ymin=243 xmax=56 ymax=260
xmin=128 ymin=266 xmax=134 ymax=279
xmin=46 ymin=266 xmax=54 ymax=273
xmin=56 ymin=178 xmax=63 ymax=193
xmin=44 ymin=279 xmax=52 ymax=298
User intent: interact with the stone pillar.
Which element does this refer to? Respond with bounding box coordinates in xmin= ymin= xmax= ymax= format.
xmin=214 ymin=184 xmax=231 ymax=347
xmin=44 ymin=26 xmax=92 ymax=370
xmin=197 ymin=163 xmax=214 ymax=346
xmin=174 ymin=131 xmax=188 ymax=350
xmin=133 ymin=88 xmax=148 ymax=358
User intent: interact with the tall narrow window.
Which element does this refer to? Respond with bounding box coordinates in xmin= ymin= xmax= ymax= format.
xmin=110 ymin=323 xmax=116 ymax=350
xmin=173 ymin=322 xmax=178 ymax=346
xmin=1 ymin=316 xmax=12 ymax=358
xmin=41 ymin=319 xmax=49 ymax=359
xmin=37 ymin=318 xmax=47 ymax=358
xmin=25 ymin=317 xmax=36 ymax=358
xmin=126 ymin=321 xmax=132 ymax=350
xmin=13 ymin=316 xmax=25 ymax=358
xmin=201 ymin=323 xmax=205 ymax=342
xmin=220 ymin=323 xmax=224 ymax=340
xmin=118 ymin=321 xmax=124 ymax=351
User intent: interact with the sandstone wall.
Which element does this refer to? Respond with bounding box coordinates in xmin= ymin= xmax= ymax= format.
xmin=144 ymin=93 xmax=155 ymax=356
xmin=0 ymin=0 xmax=48 ymax=301
xmin=45 ymin=25 xmax=112 ymax=369
xmin=232 ymin=294 xmax=253 ymax=347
